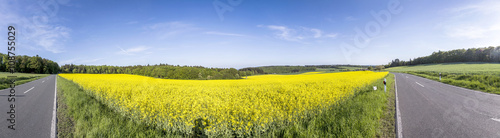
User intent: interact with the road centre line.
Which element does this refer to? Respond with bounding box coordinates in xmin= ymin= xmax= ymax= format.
xmin=415 ymin=82 xmax=424 ymax=87
xmin=24 ymin=86 xmax=35 ymax=94
xmin=492 ymin=118 xmax=500 ymax=123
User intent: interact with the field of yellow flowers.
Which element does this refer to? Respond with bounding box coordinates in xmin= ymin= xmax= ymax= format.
xmin=59 ymin=71 xmax=388 ymax=136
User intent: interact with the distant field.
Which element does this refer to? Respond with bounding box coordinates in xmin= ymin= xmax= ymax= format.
xmin=338 ymin=66 xmax=367 ymax=70
xmin=0 ymin=72 xmax=50 ymax=89
xmin=0 ymin=72 xmax=50 ymax=78
xmin=386 ymin=63 xmax=500 ymax=94
xmin=316 ymin=66 xmax=367 ymax=73
xmin=385 ymin=62 xmax=500 ymax=74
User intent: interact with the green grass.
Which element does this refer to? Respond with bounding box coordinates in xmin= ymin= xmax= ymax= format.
xmin=56 ymin=76 xmax=183 ymax=138
xmin=386 ymin=63 xmax=500 ymax=94
xmin=0 ymin=72 xmax=49 ymax=89
xmin=56 ymin=74 xmax=396 ymax=137
xmin=385 ymin=62 xmax=500 ymax=74
xmin=380 ymin=73 xmax=395 ymax=138
xmin=0 ymin=72 xmax=50 ymax=77
xmin=405 ymin=71 xmax=500 ymax=94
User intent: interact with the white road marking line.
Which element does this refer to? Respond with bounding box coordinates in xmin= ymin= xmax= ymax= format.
xmin=42 ymin=80 xmax=45 ymax=83
xmin=51 ymin=76 xmax=57 ymax=138
xmin=416 ymin=82 xmax=424 ymax=87
xmin=24 ymin=87 xmax=35 ymax=94
xmin=492 ymin=118 xmax=500 ymax=123
xmin=395 ymin=74 xmax=403 ymax=138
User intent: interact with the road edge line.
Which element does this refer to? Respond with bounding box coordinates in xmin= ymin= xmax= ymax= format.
xmin=395 ymin=73 xmax=403 ymax=138
xmin=51 ymin=75 xmax=57 ymax=138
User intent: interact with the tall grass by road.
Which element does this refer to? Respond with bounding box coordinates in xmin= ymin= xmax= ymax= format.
xmin=386 ymin=63 xmax=500 ymax=94
xmin=386 ymin=62 xmax=500 ymax=74
xmin=0 ymin=72 xmax=49 ymax=89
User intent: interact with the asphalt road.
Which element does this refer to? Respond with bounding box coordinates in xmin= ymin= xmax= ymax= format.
xmin=0 ymin=75 xmax=56 ymax=138
xmin=394 ymin=73 xmax=500 ymax=138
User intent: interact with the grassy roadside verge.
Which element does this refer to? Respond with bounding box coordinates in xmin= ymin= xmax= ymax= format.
xmin=56 ymin=73 xmax=396 ymax=137
xmin=380 ymin=73 xmax=395 ymax=137
xmin=263 ymin=73 xmax=395 ymax=137
xmin=56 ymin=75 xmax=182 ymax=137
xmin=385 ymin=63 xmax=500 ymax=94
xmin=0 ymin=72 xmax=49 ymax=89
xmin=402 ymin=71 xmax=500 ymax=94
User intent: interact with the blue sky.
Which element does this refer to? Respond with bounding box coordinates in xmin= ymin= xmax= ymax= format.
xmin=2 ymin=0 xmax=500 ymax=68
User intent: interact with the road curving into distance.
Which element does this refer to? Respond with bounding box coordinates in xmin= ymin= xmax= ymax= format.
xmin=393 ymin=73 xmax=500 ymax=137
xmin=0 ymin=75 xmax=57 ymax=138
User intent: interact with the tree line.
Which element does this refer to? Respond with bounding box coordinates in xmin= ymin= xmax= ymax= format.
xmin=239 ymin=66 xmax=316 ymax=74
xmin=304 ymin=65 xmax=367 ymax=69
xmin=60 ymin=64 xmax=255 ymax=80
xmin=239 ymin=65 xmax=375 ymax=74
xmin=387 ymin=46 xmax=500 ymax=67
xmin=0 ymin=53 xmax=59 ymax=74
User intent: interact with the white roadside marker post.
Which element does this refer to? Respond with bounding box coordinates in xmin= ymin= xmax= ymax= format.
xmin=439 ymin=72 xmax=441 ymax=81
xmin=383 ymin=78 xmax=387 ymax=92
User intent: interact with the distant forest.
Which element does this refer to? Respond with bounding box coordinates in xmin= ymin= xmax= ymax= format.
xmin=60 ymin=64 xmax=254 ymax=80
xmin=387 ymin=46 xmax=500 ymax=67
xmin=0 ymin=53 xmax=59 ymax=74
xmin=239 ymin=66 xmax=316 ymax=74
xmin=60 ymin=64 xmax=327 ymax=79
xmin=239 ymin=65 xmax=368 ymax=74
xmin=60 ymin=64 xmax=367 ymax=80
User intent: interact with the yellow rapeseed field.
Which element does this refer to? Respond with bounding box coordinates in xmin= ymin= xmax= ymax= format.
xmin=59 ymin=71 xmax=388 ymax=136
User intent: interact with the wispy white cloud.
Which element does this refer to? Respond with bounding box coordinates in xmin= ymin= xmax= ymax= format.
xmin=447 ymin=0 xmax=500 ymax=15
xmin=58 ymin=58 xmax=80 ymax=65
xmin=445 ymin=26 xmax=489 ymax=39
xmin=443 ymin=0 xmax=500 ymax=40
xmin=205 ymin=31 xmax=245 ymax=37
xmin=28 ymin=25 xmax=71 ymax=53
xmin=309 ymin=28 xmax=322 ymax=38
xmin=0 ymin=0 xmax=70 ymax=53
xmin=81 ymin=58 xmax=104 ymax=63
xmin=145 ymin=21 xmax=190 ymax=30
xmin=144 ymin=21 xmax=197 ymax=39
xmin=58 ymin=57 xmax=104 ymax=65
xmin=265 ymin=25 xmax=299 ymax=41
xmin=117 ymin=46 xmax=151 ymax=55
xmin=260 ymin=25 xmax=338 ymax=42
xmin=325 ymin=33 xmax=339 ymax=39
